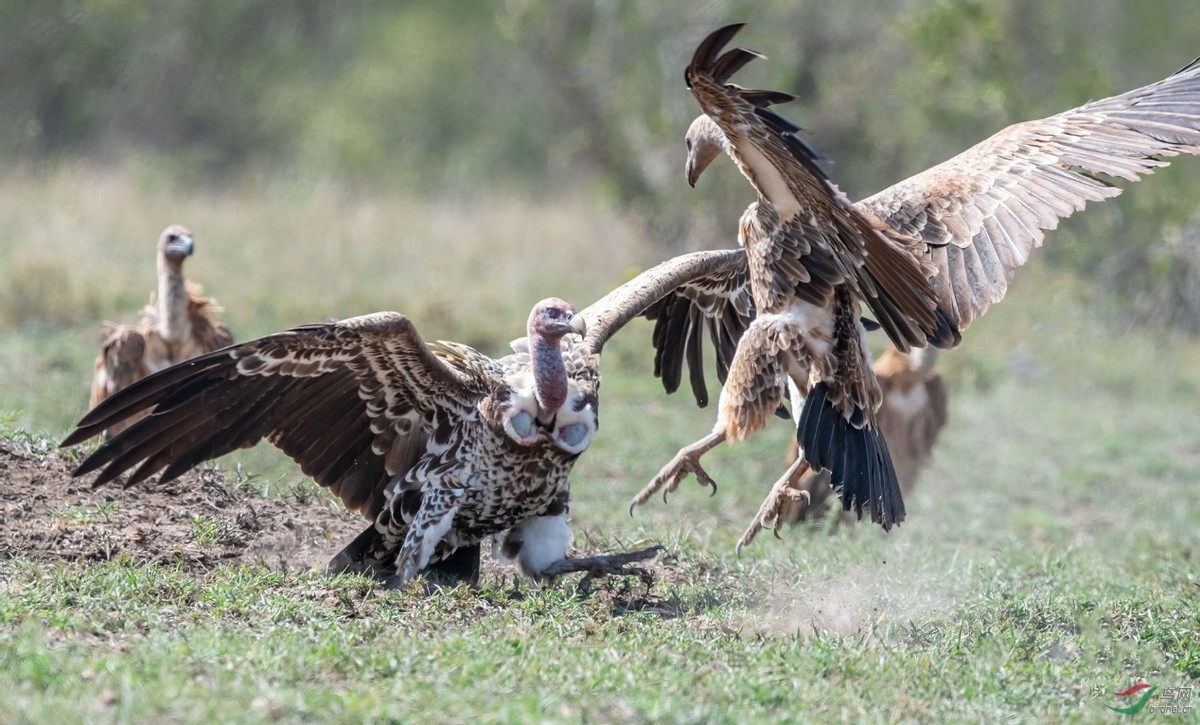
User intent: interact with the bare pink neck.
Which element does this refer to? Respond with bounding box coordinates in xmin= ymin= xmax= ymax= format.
xmin=530 ymin=333 xmax=567 ymax=423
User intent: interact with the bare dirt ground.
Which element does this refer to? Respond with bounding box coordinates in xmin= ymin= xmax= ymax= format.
xmin=0 ymin=439 xmax=362 ymax=574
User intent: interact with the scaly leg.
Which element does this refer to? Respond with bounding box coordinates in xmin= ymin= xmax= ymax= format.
xmin=628 ymin=430 xmax=727 ymax=513
xmin=539 ymin=545 xmax=664 ymax=594
xmin=736 ymin=456 xmax=812 ymax=555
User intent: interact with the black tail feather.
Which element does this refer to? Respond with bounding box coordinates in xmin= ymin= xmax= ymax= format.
xmin=797 ymin=382 xmax=905 ymax=530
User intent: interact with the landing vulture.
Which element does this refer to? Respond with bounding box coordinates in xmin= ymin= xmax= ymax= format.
xmin=89 ymin=225 xmax=233 ymax=437
xmin=631 ymin=24 xmax=1200 ymax=535
xmin=63 ymin=249 xmax=752 ymax=588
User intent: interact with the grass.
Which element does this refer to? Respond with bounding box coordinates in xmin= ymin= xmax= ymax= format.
xmin=49 ymin=501 xmax=122 ymax=527
xmin=1 ymin=167 xmax=1199 ymax=721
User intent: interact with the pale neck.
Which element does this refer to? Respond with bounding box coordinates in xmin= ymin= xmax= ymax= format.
xmin=156 ymin=258 xmax=191 ymax=343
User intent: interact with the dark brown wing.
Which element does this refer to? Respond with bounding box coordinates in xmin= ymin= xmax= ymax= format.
xmin=858 ymin=58 xmax=1200 ymax=339
xmin=686 ymin=24 xmax=940 ymax=349
xmin=577 ymin=248 xmax=752 ymax=408
xmin=62 ymin=312 xmax=491 ymax=520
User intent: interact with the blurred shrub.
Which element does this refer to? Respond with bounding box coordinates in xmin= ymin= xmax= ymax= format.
xmin=1106 ymin=214 xmax=1200 ymax=334
xmin=0 ymin=257 xmax=96 ymax=330
xmin=3 ymin=0 xmax=1200 ymax=330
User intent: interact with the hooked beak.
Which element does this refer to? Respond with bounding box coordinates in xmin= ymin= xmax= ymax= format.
xmin=165 ymin=233 xmax=194 ymax=258
xmin=685 ymin=157 xmax=699 ymax=188
xmin=569 ymin=313 xmax=587 ymax=337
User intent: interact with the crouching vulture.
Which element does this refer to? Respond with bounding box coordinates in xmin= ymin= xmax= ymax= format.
xmin=631 ymin=24 xmax=1200 ymax=540
xmin=62 ymin=249 xmax=754 ymax=589
xmin=89 ymin=225 xmax=233 ymax=437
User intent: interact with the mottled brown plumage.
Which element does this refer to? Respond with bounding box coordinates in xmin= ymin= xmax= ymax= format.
xmin=88 ymin=225 xmax=232 ymax=437
xmin=63 ymin=249 xmax=754 ymax=587
xmin=633 ymin=24 xmax=1200 ymax=541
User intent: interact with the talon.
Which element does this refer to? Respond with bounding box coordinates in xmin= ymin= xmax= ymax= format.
xmin=629 ymin=431 xmax=727 ymax=512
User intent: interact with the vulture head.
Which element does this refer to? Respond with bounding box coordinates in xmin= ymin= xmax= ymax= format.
xmin=502 ymin=298 xmax=587 ymax=447
xmin=527 ymin=297 xmax=587 ymax=342
xmin=157 ymin=224 xmax=195 ymax=265
xmin=685 ymin=114 xmax=728 ymax=187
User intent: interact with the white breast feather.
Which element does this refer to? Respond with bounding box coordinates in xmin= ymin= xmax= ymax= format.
xmin=502 ymin=369 xmax=540 ymax=446
xmin=551 ymin=381 xmax=596 ymax=455
xmin=498 ymin=514 xmax=572 ymax=578
xmin=736 ymin=138 xmax=801 ymax=221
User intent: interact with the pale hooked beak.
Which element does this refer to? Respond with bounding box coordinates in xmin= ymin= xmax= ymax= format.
xmin=165 ymin=233 xmax=194 ymax=258
xmin=569 ymin=313 xmax=587 ymax=337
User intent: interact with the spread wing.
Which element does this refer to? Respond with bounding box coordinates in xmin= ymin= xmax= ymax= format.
xmin=686 ymin=24 xmax=940 ymax=349
xmin=62 ymin=312 xmax=493 ymax=520
xmin=576 ymin=248 xmax=753 ymax=408
xmin=858 ymin=57 xmax=1200 ymax=337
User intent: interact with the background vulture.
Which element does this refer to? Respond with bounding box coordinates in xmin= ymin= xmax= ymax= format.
xmin=62 ymin=249 xmax=753 ymax=588
xmin=743 ymin=348 xmax=948 ymax=548
xmin=631 ymin=24 xmax=1200 ymax=538
xmin=88 ymin=224 xmax=233 ymax=437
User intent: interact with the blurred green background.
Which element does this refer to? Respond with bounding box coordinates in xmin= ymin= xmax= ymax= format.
xmin=2 ymin=0 xmax=1199 ymax=436
xmin=4 ymin=1 xmax=1200 ymax=296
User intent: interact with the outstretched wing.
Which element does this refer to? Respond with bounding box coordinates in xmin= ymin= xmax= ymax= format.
xmin=577 ymin=248 xmax=752 ymax=407
xmin=686 ymin=23 xmax=940 ymax=349
xmin=63 ymin=312 xmax=492 ymax=520
xmin=858 ymin=58 xmax=1200 ymax=338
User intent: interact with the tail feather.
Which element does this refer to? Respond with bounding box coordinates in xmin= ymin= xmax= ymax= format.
xmin=797 ymin=381 xmax=905 ymax=529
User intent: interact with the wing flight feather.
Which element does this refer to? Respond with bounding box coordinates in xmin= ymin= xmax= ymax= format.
xmin=63 ymin=312 xmax=486 ymax=519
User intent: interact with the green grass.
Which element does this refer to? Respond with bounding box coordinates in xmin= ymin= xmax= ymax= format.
xmin=1 ymin=169 xmax=1199 ymax=721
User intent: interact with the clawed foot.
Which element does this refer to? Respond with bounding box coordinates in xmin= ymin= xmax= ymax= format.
xmin=628 ymin=432 xmax=726 ymax=514
xmin=737 ymin=457 xmax=812 ymax=555
xmin=539 ymin=545 xmax=664 ymax=594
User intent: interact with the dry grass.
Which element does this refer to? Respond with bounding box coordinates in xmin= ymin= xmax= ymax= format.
xmin=0 ymin=165 xmax=651 ymax=345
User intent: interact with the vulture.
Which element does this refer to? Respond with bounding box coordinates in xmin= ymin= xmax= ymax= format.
xmin=89 ymin=225 xmax=233 ymax=437
xmin=62 ymin=249 xmax=753 ymax=588
xmin=631 ymin=24 xmax=1200 ymax=537
xmin=743 ymin=348 xmax=948 ymax=549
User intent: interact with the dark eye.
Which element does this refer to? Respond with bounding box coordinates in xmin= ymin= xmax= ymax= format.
xmin=168 ymin=234 xmax=178 ymax=242
xmin=686 ymin=138 xmax=693 ymax=151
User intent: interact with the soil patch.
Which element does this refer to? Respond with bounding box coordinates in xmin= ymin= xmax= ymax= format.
xmin=0 ymin=439 xmax=362 ymax=573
